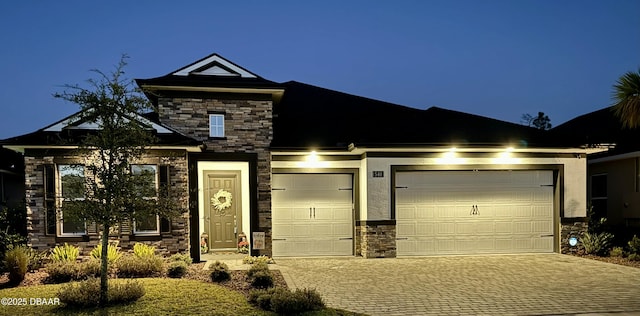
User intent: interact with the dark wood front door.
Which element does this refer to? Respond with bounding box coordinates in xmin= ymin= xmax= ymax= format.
xmin=204 ymin=171 xmax=241 ymax=249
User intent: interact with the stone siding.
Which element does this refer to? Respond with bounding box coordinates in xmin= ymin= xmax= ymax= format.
xmin=24 ymin=150 xmax=189 ymax=256
xmin=158 ymin=95 xmax=273 ymax=256
xmin=358 ymin=221 xmax=396 ymax=258
xmin=561 ymin=219 xmax=588 ymax=254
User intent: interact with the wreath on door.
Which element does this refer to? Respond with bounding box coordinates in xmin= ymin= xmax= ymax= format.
xmin=211 ymin=189 xmax=233 ymax=214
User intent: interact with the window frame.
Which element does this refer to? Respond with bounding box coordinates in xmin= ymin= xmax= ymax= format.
xmin=131 ymin=164 xmax=160 ymax=235
xmin=209 ymin=114 xmax=225 ymax=138
xmin=57 ymin=164 xmax=87 ymax=236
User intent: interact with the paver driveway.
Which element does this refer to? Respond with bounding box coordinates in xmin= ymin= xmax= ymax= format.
xmin=275 ymin=254 xmax=640 ymax=316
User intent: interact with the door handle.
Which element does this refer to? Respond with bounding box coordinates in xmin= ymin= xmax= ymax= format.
xmin=396 ymin=237 xmax=409 ymax=240
xmin=313 ymin=207 xmax=316 ymax=218
xmin=309 ymin=207 xmax=312 ymax=218
xmin=338 ymin=237 xmax=353 ymax=240
xmin=273 ymin=238 xmax=287 ymax=241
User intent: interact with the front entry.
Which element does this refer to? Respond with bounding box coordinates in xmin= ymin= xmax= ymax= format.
xmin=204 ymin=171 xmax=241 ymax=250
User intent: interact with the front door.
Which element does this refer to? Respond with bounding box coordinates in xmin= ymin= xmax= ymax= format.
xmin=204 ymin=171 xmax=241 ymax=250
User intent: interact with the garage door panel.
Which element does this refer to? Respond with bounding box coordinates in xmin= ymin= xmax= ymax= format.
xmin=272 ymin=174 xmax=353 ymax=257
xmin=396 ymin=170 xmax=554 ymax=256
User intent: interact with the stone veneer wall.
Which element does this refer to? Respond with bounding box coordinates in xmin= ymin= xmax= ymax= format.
xmin=358 ymin=221 xmax=396 ymax=258
xmin=158 ymin=95 xmax=273 ymax=256
xmin=24 ymin=151 xmax=189 ymax=255
xmin=560 ymin=219 xmax=588 ymax=255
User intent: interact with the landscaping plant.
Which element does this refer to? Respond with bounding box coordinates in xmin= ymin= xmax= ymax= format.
xmin=209 ymin=260 xmax=231 ymax=282
xmin=91 ymin=242 xmax=122 ymax=264
xmin=167 ymin=260 xmax=188 ymax=278
xmin=50 ymin=243 xmax=80 ymax=262
xmin=5 ymin=246 xmax=29 ymax=285
xmin=581 ymin=232 xmax=614 ymax=256
xmin=168 ymin=252 xmax=192 ymax=265
xmin=249 ymin=287 xmax=325 ymax=314
xmin=116 ymin=254 xmax=164 ymax=278
xmin=58 ymin=277 xmax=145 ymax=308
xmin=247 ymin=262 xmax=273 ymax=288
xmin=133 ymin=243 xmax=156 ymax=258
xmin=628 ymin=235 xmax=640 ymax=254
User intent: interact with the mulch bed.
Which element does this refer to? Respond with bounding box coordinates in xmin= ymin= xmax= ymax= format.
xmin=0 ymin=262 xmax=287 ymax=296
xmin=576 ymin=254 xmax=640 ymax=268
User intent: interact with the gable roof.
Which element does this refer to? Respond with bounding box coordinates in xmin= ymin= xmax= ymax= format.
xmin=272 ymin=81 xmax=549 ymax=149
xmin=551 ymin=106 xmax=640 ymax=155
xmin=1 ymin=109 xmax=200 ymax=150
xmin=136 ymin=53 xmax=283 ymax=104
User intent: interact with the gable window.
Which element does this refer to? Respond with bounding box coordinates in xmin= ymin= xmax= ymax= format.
xmin=591 ymin=174 xmax=607 ymax=219
xmin=209 ymin=114 xmax=225 ymax=138
xmin=132 ymin=164 xmax=159 ymax=235
xmin=58 ymin=164 xmax=86 ymax=235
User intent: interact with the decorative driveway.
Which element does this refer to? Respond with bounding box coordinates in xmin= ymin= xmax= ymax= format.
xmin=275 ymin=254 xmax=640 ymax=316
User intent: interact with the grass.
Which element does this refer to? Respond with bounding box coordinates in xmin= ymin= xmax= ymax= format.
xmin=0 ymin=278 xmax=268 ymax=315
xmin=0 ymin=277 xmax=365 ymax=316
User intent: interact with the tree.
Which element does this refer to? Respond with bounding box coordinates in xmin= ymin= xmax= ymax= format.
xmin=611 ymin=68 xmax=640 ymax=129
xmin=521 ymin=112 xmax=552 ymax=130
xmin=54 ymin=56 xmax=182 ymax=306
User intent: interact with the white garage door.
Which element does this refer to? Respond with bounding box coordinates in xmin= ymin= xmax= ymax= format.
xmin=272 ymin=174 xmax=353 ymax=257
xmin=396 ymin=170 xmax=554 ymax=256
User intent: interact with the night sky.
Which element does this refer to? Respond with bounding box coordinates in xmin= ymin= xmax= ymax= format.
xmin=0 ymin=0 xmax=638 ymax=139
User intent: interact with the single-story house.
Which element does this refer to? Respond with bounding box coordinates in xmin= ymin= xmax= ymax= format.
xmin=2 ymin=53 xmax=594 ymax=261
xmin=552 ymin=107 xmax=640 ymax=228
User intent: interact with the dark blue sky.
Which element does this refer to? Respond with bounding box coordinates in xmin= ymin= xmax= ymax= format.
xmin=1 ymin=0 xmax=639 ymax=139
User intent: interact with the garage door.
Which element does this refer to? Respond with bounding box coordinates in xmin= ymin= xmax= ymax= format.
xmin=272 ymin=174 xmax=353 ymax=256
xmin=396 ymin=170 xmax=554 ymax=256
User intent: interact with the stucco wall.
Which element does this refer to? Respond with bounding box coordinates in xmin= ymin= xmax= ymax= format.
xmin=589 ymin=157 xmax=639 ymax=225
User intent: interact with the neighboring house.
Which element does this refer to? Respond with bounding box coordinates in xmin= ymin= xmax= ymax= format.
xmin=0 ymin=147 xmax=25 ymax=208
xmin=552 ymin=107 xmax=640 ymax=228
xmin=2 ymin=53 xmax=591 ymax=261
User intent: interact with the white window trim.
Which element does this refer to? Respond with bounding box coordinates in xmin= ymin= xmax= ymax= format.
xmin=132 ymin=164 xmax=161 ymax=235
xmin=209 ymin=114 xmax=225 ymax=138
xmin=57 ymin=164 xmax=87 ymax=236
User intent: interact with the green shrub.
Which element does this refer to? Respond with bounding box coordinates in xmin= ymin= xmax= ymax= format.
xmin=247 ymin=262 xmax=273 ymax=288
xmin=90 ymin=243 xmax=122 ymax=264
xmin=57 ymin=278 xmax=145 ymax=307
xmin=25 ymin=248 xmax=48 ymax=271
xmin=133 ymin=243 xmax=156 ymax=258
xmin=581 ymin=232 xmax=614 ymax=256
xmin=167 ymin=260 xmax=188 ymax=278
xmin=50 ymin=243 xmax=79 ymax=262
xmin=45 ymin=261 xmax=80 ymax=283
xmin=116 ymin=254 xmax=164 ymax=278
xmin=242 ymin=255 xmax=275 ymax=265
xmin=79 ymin=259 xmax=102 ymax=279
xmin=168 ymin=252 xmax=192 ymax=265
xmin=249 ymin=287 xmax=324 ymax=314
xmin=628 ymin=235 xmax=640 ymax=255
xmin=610 ymin=246 xmax=625 ymax=257
xmin=629 ymin=253 xmax=640 ymax=261
xmin=5 ymin=246 xmax=29 ymax=284
xmin=209 ymin=261 xmax=230 ymax=282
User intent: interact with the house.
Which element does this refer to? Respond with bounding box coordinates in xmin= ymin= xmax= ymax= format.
xmin=0 ymin=147 xmax=25 ymax=208
xmin=552 ymin=107 xmax=640 ymax=229
xmin=2 ymin=53 xmax=592 ymax=261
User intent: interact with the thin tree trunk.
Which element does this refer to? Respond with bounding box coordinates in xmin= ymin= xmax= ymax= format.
xmin=99 ymin=223 xmax=110 ymax=306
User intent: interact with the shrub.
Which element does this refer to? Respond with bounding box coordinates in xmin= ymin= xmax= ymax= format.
xmin=5 ymin=246 xmax=29 ymax=284
xmin=46 ymin=261 xmax=80 ymax=283
xmin=79 ymin=259 xmax=102 ymax=279
xmin=610 ymin=246 xmax=625 ymax=258
xmin=249 ymin=288 xmax=324 ymax=314
xmin=168 ymin=252 xmax=192 ymax=265
xmin=247 ymin=262 xmax=273 ymax=288
xmin=58 ymin=278 xmax=145 ymax=307
xmin=629 ymin=253 xmax=640 ymax=261
xmin=90 ymin=243 xmax=122 ymax=264
xmin=116 ymin=254 xmax=164 ymax=278
xmin=242 ymin=255 xmax=275 ymax=265
xmin=133 ymin=243 xmax=156 ymax=258
xmin=209 ymin=261 xmax=230 ymax=282
xmin=50 ymin=243 xmax=79 ymax=262
xmin=581 ymin=232 xmax=614 ymax=256
xmin=25 ymin=248 xmax=48 ymax=271
xmin=167 ymin=260 xmax=188 ymax=278
xmin=628 ymin=235 xmax=640 ymax=255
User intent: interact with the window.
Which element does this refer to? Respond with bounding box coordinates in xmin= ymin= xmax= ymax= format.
xmin=591 ymin=174 xmax=607 ymax=219
xmin=209 ymin=114 xmax=224 ymax=138
xmin=58 ymin=165 xmax=86 ymax=235
xmin=132 ymin=164 xmax=159 ymax=234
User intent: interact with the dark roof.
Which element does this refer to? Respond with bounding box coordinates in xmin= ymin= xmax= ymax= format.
xmin=0 ymin=111 xmax=200 ymax=148
xmin=272 ymin=81 xmax=549 ymax=149
xmin=551 ymin=106 xmax=640 ymax=155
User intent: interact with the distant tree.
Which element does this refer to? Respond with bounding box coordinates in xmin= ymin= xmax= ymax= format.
xmin=611 ymin=68 xmax=640 ymax=128
xmin=54 ymin=56 xmax=182 ymax=306
xmin=521 ymin=112 xmax=552 ymax=130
